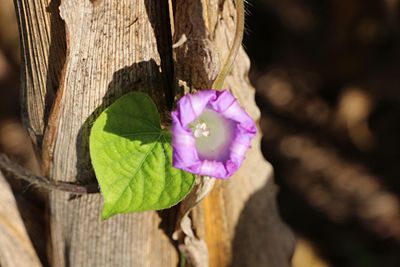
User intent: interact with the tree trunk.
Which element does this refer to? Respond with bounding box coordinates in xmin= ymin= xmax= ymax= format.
xmin=13 ymin=0 xmax=294 ymax=266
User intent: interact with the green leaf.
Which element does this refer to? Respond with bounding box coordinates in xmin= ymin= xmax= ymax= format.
xmin=89 ymin=92 xmax=195 ymax=219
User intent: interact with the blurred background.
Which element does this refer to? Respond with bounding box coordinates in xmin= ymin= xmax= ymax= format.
xmin=245 ymin=0 xmax=400 ymax=266
xmin=1 ymin=0 xmax=399 ymax=266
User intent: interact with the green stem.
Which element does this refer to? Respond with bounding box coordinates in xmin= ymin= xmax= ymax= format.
xmin=179 ymin=251 xmax=186 ymax=267
xmin=212 ymin=0 xmax=245 ymax=90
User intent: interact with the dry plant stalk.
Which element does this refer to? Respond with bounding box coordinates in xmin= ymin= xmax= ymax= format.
xmin=11 ymin=0 xmax=294 ymax=266
xmin=0 ymin=172 xmax=42 ymax=267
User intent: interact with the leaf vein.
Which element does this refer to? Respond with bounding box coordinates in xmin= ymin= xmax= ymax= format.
xmin=106 ymin=134 xmax=162 ymax=215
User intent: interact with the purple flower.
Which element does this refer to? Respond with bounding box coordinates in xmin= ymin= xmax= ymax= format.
xmin=171 ymin=89 xmax=257 ymax=179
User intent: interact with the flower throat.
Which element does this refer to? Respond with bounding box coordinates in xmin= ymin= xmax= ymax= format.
xmin=190 ymin=109 xmax=234 ymax=161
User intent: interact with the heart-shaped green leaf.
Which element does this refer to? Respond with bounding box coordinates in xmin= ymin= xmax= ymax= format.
xmin=90 ymin=92 xmax=195 ymax=219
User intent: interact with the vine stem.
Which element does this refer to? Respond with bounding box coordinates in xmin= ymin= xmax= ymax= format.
xmin=0 ymin=154 xmax=99 ymax=194
xmin=211 ymin=0 xmax=245 ymax=90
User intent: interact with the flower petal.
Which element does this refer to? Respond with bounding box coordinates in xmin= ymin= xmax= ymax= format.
xmin=210 ymin=90 xmax=255 ymax=128
xmin=175 ymin=90 xmax=217 ymax=127
xmin=171 ymin=111 xmax=200 ymax=170
xmin=199 ymin=160 xmax=230 ymax=179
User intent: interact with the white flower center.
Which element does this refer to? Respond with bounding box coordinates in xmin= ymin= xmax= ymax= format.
xmin=190 ymin=109 xmax=235 ymax=161
xmin=193 ymin=122 xmax=210 ymax=138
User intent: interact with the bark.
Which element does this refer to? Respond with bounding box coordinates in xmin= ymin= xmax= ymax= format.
xmin=13 ymin=0 xmax=294 ymax=266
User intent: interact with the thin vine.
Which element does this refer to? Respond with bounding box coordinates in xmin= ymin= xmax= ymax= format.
xmin=212 ymin=0 xmax=245 ymax=90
